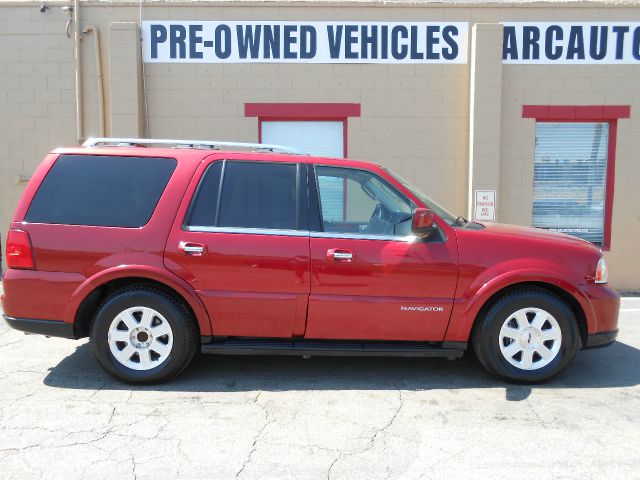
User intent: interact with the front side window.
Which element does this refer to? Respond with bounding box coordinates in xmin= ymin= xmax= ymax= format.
xmin=187 ymin=161 xmax=298 ymax=231
xmin=532 ymin=122 xmax=608 ymax=245
xmin=25 ymin=154 xmax=176 ymax=228
xmin=383 ymin=168 xmax=459 ymax=226
xmin=315 ymin=166 xmax=413 ymax=237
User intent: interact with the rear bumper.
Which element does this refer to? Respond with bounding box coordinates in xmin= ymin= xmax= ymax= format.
xmin=1 ymin=268 xmax=85 ymax=323
xmin=3 ymin=315 xmax=75 ymax=339
xmin=584 ymin=329 xmax=618 ymax=349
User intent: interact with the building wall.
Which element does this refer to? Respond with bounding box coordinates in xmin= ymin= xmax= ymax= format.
xmin=1 ymin=2 xmax=639 ymax=290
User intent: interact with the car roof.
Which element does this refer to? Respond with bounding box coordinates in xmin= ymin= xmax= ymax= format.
xmin=50 ymin=147 xmax=380 ymax=171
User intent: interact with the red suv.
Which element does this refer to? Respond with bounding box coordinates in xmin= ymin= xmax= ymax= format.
xmin=1 ymin=138 xmax=619 ymax=384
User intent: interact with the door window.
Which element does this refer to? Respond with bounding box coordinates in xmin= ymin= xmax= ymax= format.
xmin=315 ymin=166 xmax=413 ymax=237
xmin=186 ymin=161 xmax=298 ymax=231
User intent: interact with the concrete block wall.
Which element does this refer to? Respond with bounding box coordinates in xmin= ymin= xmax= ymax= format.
xmin=1 ymin=2 xmax=639 ymax=290
xmin=143 ymin=60 xmax=470 ymax=214
xmin=109 ymin=22 xmax=145 ymax=137
xmin=0 ymin=6 xmax=76 ymax=267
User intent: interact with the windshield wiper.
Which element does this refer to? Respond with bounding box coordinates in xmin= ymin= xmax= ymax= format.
xmin=454 ymin=216 xmax=468 ymax=226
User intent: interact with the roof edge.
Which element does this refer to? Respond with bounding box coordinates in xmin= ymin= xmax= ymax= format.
xmin=3 ymin=0 xmax=640 ymax=8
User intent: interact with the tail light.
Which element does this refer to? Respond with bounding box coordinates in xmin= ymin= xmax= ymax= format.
xmin=6 ymin=229 xmax=35 ymax=270
xmin=595 ymin=257 xmax=608 ymax=284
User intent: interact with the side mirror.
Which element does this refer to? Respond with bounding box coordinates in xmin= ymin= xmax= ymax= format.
xmin=412 ymin=208 xmax=436 ymax=238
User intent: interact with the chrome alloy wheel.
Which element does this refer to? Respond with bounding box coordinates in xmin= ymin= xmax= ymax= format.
xmin=499 ymin=307 xmax=562 ymax=371
xmin=107 ymin=306 xmax=174 ymax=371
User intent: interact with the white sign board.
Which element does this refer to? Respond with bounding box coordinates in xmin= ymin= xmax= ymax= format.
xmin=141 ymin=21 xmax=469 ymax=64
xmin=474 ymin=190 xmax=496 ymax=222
xmin=502 ymin=22 xmax=640 ymax=64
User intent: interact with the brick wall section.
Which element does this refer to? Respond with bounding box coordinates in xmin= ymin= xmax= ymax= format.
xmin=0 ymin=6 xmax=77 ymax=270
xmin=1 ymin=4 xmax=640 ymax=290
xmin=108 ymin=22 xmax=145 ymax=137
xmin=144 ymin=60 xmax=469 ymax=215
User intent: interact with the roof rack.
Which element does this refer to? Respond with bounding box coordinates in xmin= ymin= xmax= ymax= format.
xmin=82 ymin=137 xmax=301 ymax=155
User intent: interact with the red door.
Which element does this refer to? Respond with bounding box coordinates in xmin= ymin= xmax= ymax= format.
xmin=165 ymin=158 xmax=310 ymax=338
xmin=305 ymin=165 xmax=458 ymax=341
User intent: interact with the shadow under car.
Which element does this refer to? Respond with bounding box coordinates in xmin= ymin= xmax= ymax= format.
xmin=42 ymin=340 xmax=640 ymax=401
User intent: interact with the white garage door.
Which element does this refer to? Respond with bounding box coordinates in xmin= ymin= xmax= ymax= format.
xmin=261 ymin=121 xmax=344 ymax=158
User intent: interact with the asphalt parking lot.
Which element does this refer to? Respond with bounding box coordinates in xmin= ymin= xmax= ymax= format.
xmin=0 ymin=289 xmax=638 ymax=480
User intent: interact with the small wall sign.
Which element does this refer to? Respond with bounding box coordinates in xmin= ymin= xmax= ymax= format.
xmin=474 ymin=190 xmax=496 ymax=222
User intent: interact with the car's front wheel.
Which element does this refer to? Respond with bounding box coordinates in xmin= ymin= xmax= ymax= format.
xmin=472 ymin=288 xmax=580 ymax=383
xmin=90 ymin=286 xmax=199 ymax=384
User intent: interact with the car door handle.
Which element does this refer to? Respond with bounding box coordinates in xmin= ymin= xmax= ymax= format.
xmin=178 ymin=241 xmax=206 ymax=256
xmin=326 ymin=249 xmax=354 ymax=262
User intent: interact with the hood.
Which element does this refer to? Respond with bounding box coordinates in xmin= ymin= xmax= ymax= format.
xmin=474 ymin=222 xmax=601 ymax=251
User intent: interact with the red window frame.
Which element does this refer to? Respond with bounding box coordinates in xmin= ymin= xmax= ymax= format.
xmin=244 ymin=103 xmax=361 ymax=158
xmin=523 ymin=105 xmax=630 ymax=251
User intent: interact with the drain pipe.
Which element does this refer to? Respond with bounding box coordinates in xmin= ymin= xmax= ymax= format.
xmin=82 ymin=25 xmax=105 ymax=137
xmin=73 ymin=0 xmax=83 ymax=142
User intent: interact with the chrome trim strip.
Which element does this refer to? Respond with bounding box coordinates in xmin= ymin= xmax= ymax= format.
xmin=185 ymin=226 xmax=417 ymax=242
xmin=310 ymin=232 xmax=417 ymax=242
xmin=185 ymin=226 xmax=309 ymax=237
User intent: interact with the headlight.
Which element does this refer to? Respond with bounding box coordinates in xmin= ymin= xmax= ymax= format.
xmin=595 ymin=257 xmax=608 ymax=284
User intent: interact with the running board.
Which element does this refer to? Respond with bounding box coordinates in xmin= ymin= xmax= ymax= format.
xmin=201 ymin=339 xmax=466 ymax=359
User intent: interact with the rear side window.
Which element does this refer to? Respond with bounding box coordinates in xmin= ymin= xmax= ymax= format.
xmin=25 ymin=154 xmax=177 ymax=227
xmin=186 ymin=161 xmax=298 ymax=230
xmin=186 ymin=161 xmax=223 ymax=227
xmin=219 ymin=162 xmax=297 ymax=230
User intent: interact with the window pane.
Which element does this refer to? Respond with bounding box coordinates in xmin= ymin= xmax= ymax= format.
xmin=316 ymin=166 xmax=412 ymax=236
xmin=186 ymin=162 xmax=223 ymax=227
xmin=218 ymin=162 xmax=297 ymax=230
xmin=532 ymin=122 xmax=608 ymax=244
xmin=317 ymin=176 xmax=344 ymax=222
xmin=346 ymin=177 xmax=379 ymax=222
xmin=25 ymin=154 xmax=176 ymax=228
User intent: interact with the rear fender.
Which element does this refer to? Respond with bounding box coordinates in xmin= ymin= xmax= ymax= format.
xmin=64 ymin=265 xmax=212 ymax=335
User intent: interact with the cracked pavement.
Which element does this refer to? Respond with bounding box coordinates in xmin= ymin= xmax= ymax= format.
xmin=1 ymin=290 xmax=639 ymax=480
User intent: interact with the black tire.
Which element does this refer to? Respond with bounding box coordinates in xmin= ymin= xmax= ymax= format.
xmin=90 ymin=285 xmax=199 ymax=384
xmin=472 ymin=288 xmax=580 ymax=383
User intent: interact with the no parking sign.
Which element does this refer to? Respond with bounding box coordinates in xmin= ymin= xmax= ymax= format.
xmin=474 ymin=190 xmax=496 ymax=222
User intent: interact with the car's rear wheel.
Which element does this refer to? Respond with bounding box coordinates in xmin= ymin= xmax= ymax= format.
xmin=472 ymin=288 xmax=580 ymax=383
xmin=90 ymin=286 xmax=198 ymax=384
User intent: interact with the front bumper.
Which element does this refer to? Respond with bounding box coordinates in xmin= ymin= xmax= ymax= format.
xmin=579 ymin=284 xmax=621 ymax=336
xmin=3 ymin=315 xmax=75 ymax=339
xmin=584 ymin=329 xmax=618 ymax=349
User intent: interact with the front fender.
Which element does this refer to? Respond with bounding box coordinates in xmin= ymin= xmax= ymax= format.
xmin=64 ymin=265 xmax=212 ymax=336
xmin=444 ymin=266 xmax=594 ymax=342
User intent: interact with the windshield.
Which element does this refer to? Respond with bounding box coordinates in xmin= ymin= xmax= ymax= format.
xmin=383 ymin=167 xmax=459 ymax=226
